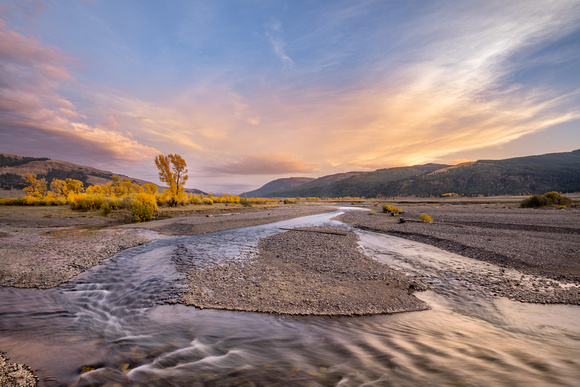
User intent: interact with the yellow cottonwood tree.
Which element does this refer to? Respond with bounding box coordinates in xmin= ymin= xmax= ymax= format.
xmin=23 ymin=173 xmax=47 ymax=197
xmin=154 ymin=153 xmax=188 ymax=206
xmin=49 ymin=179 xmax=66 ymax=197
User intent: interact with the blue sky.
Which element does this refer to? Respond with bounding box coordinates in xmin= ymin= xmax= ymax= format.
xmin=1 ymin=0 xmax=579 ymax=193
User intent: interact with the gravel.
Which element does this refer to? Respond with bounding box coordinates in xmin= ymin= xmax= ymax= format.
xmin=0 ymin=227 xmax=152 ymax=289
xmin=0 ymin=353 xmax=37 ymax=387
xmin=338 ymin=203 xmax=580 ymax=304
xmin=0 ymin=205 xmax=333 ymax=289
xmin=180 ymin=226 xmax=429 ymax=316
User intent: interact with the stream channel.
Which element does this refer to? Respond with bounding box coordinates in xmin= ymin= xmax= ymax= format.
xmin=1 ymin=209 xmax=579 ymax=386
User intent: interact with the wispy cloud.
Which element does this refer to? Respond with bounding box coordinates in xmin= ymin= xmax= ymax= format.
xmin=205 ymin=152 xmax=316 ymax=176
xmin=266 ymin=19 xmax=294 ymax=67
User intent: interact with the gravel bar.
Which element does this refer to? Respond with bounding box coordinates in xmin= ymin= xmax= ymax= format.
xmin=180 ymin=226 xmax=429 ymax=316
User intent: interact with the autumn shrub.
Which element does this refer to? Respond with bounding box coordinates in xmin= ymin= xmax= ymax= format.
xmin=520 ymin=192 xmax=572 ymax=208
xmin=382 ymin=204 xmax=402 ymax=214
xmin=369 ymin=210 xmax=377 ymax=215
xmin=420 ymin=213 xmax=434 ymax=223
xmin=284 ymin=199 xmax=295 ymax=204
xmin=123 ymin=193 xmax=158 ymax=222
xmin=70 ymin=193 xmax=104 ymax=211
xmin=189 ymin=194 xmax=201 ymax=205
xmin=543 ymin=191 xmax=573 ymax=206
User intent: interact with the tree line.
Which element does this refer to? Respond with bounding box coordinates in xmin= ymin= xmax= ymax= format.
xmin=0 ymin=153 xmax=277 ymax=221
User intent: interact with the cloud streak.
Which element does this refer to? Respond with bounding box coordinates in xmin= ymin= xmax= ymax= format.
xmin=266 ymin=19 xmax=294 ymax=67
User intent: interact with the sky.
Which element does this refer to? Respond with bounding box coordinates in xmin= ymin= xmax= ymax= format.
xmin=1 ymin=0 xmax=579 ymax=194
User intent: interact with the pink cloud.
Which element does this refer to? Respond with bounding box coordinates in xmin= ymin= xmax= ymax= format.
xmin=0 ymin=19 xmax=159 ymax=167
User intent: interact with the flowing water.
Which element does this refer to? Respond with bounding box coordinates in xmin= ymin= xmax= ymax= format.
xmin=1 ymin=209 xmax=579 ymax=386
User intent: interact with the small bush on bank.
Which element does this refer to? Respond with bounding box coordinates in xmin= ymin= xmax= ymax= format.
xmin=369 ymin=210 xmax=377 ymax=215
xmin=420 ymin=213 xmax=433 ymax=223
xmin=520 ymin=192 xmax=572 ymax=208
xmin=382 ymin=204 xmax=402 ymax=214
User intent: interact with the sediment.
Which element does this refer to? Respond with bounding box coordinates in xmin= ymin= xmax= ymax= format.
xmin=337 ymin=204 xmax=580 ymax=304
xmin=0 ymin=353 xmax=37 ymax=387
xmin=180 ymin=226 xmax=429 ymax=316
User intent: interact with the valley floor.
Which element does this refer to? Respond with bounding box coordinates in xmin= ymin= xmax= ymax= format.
xmin=1 ymin=200 xmax=579 ymax=385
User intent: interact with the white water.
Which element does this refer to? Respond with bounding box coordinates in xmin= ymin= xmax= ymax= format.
xmin=0 ymin=209 xmax=578 ymax=386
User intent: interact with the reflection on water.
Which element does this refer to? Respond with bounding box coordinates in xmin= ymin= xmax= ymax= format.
xmin=0 ymin=209 xmax=579 ymax=386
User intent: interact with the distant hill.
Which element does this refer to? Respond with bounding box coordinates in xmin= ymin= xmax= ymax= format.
xmin=254 ymin=150 xmax=580 ymax=198
xmin=264 ymin=171 xmax=368 ymax=198
xmin=244 ymin=177 xmax=315 ymax=197
xmin=0 ymin=153 xmax=206 ymax=194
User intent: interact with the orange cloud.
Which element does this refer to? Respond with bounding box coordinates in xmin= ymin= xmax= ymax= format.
xmin=205 ymin=152 xmax=317 ymax=176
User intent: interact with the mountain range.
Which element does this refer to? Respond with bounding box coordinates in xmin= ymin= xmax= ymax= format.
xmin=244 ymin=149 xmax=580 ymax=198
xmin=2 ymin=150 xmax=578 ymax=198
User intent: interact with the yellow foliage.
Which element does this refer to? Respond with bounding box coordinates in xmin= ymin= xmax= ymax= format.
xmin=382 ymin=204 xmax=402 ymax=214
xmin=155 ymin=154 xmax=188 ymax=207
xmin=50 ymin=179 xmax=66 ymax=197
xmin=126 ymin=193 xmax=158 ymax=222
xmin=22 ymin=173 xmax=47 ymax=197
xmin=64 ymin=178 xmax=84 ymax=195
xmin=420 ymin=213 xmax=434 ymax=223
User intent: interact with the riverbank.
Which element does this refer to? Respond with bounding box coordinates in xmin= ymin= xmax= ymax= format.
xmin=0 ymin=205 xmax=333 ymax=289
xmin=338 ymin=203 xmax=580 ymax=304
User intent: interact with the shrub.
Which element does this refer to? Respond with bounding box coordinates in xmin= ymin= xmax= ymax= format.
xmin=125 ymin=193 xmax=157 ymax=222
xmin=101 ymin=202 xmax=112 ymax=216
xmin=70 ymin=193 xmax=103 ymax=211
xmin=420 ymin=213 xmax=433 ymax=223
xmin=284 ymin=199 xmax=295 ymax=204
xmin=382 ymin=204 xmax=402 ymax=214
xmin=369 ymin=210 xmax=377 ymax=215
xmin=520 ymin=192 xmax=572 ymax=208
xmin=543 ymin=191 xmax=573 ymax=206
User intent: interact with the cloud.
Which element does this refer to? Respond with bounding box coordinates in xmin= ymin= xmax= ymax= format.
xmin=0 ymin=19 xmax=159 ymax=166
xmin=204 ymin=152 xmax=317 ymax=176
xmin=244 ymin=1 xmax=580 ymax=172
xmin=266 ymin=19 xmax=294 ymax=67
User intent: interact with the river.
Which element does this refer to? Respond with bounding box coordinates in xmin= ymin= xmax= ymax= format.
xmin=1 ymin=209 xmax=579 ymax=386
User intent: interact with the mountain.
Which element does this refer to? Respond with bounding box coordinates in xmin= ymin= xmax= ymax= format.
xmin=255 ymin=150 xmax=580 ymax=198
xmin=244 ymin=177 xmax=315 ymax=197
xmin=0 ymin=153 xmax=208 ymax=194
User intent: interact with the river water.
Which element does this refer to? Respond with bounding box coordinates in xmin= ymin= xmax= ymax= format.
xmin=0 ymin=209 xmax=579 ymax=386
